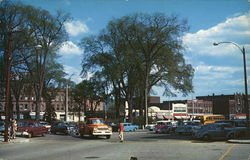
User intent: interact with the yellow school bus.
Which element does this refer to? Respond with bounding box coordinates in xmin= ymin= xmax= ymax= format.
xmin=194 ymin=115 xmax=225 ymax=125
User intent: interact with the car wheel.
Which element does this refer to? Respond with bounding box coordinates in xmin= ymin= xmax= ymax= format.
xmin=42 ymin=133 xmax=46 ymax=137
xmin=80 ymin=133 xmax=84 ymax=138
xmin=27 ymin=133 xmax=32 ymax=138
xmin=202 ymin=134 xmax=210 ymax=141
xmin=106 ymin=135 xmax=111 ymax=139
xmin=228 ymin=133 xmax=237 ymax=139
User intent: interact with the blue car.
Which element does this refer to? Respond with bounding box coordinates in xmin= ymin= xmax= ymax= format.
xmin=121 ymin=123 xmax=139 ymax=132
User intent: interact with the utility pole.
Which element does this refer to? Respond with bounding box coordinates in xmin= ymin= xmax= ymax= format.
xmin=65 ymin=83 xmax=68 ymax=122
xmin=213 ymin=42 xmax=249 ymax=137
xmin=4 ymin=32 xmax=12 ymax=142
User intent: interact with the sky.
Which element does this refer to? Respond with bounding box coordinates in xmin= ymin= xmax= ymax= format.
xmin=15 ymin=0 xmax=250 ymax=102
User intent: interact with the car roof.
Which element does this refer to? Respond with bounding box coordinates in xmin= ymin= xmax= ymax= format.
xmin=88 ymin=118 xmax=104 ymax=120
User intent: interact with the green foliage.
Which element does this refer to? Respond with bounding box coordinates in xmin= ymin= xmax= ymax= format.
xmin=80 ymin=13 xmax=194 ymax=124
xmin=0 ymin=2 xmax=70 ymax=120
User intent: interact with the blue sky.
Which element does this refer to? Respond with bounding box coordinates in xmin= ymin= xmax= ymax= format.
xmin=18 ymin=0 xmax=250 ymax=102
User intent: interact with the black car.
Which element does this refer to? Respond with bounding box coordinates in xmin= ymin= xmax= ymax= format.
xmin=105 ymin=122 xmax=119 ymax=132
xmin=215 ymin=120 xmax=247 ymax=127
xmin=51 ymin=122 xmax=76 ymax=135
xmin=0 ymin=120 xmax=11 ymax=136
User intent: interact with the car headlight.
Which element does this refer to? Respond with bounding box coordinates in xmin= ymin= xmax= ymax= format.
xmin=93 ymin=128 xmax=98 ymax=132
xmin=108 ymin=127 xmax=112 ymax=131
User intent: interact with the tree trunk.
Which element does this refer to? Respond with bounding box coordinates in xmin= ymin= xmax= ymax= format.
xmin=16 ymin=100 xmax=20 ymax=120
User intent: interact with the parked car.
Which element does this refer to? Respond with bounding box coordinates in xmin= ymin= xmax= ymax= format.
xmin=215 ymin=120 xmax=247 ymax=127
xmin=39 ymin=121 xmax=51 ymax=132
xmin=194 ymin=123 xmax=247 ymax=140
xmin=79 ymin=118 xmax=112 ymax=139
xmin=51 ymin=121 xmax=76 ymax=135
xmin=145 ymin=122 xmax=156 ymax=131
xmin=107 ymin=123 xmax=119 ymax=132
xmin=16 ymin=121 xmax=48 ymax=138
xmin=175 ymin=121 xmax=202 ymax=135
xmin=157 ymin=124 xmax=174 ymax=134
xmin=0 ymin=120 xmax=11 ymax=136
xmin=154 ymin=120 xmax=172 ymax=133
xmin=121 ymin=123 xmax=139 ymax=132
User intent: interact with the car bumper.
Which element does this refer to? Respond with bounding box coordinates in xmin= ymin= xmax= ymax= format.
xmin=16 ymin=131 xmax=29 ymax=136
xmin=92 ymin=131 xmax=112 ymax=136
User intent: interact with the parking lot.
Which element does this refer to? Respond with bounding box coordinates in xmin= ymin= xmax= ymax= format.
xmin=1 ymin=130 xmax=250 ymax=160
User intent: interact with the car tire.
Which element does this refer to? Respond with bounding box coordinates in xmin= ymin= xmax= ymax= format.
xmin=80 ymin=133 xmax=84 ymax=138
xmin=106 ymin=135 xmax=111 ymax=139
xmin=27 ymin=133 xmax=32 ymax=138
xmin=42 ymin=133 xmax=45 ymax=137
xmin=202 ymin=134 xmax=210 ymax=141
xmin=228 ymin=133 xmax=237 ymax=139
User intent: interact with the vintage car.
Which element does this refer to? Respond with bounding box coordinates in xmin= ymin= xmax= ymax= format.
xmin=175 ymin=121 xmax=202 ymax=135
xmin=194 ymin=123 xmax=247 ymax=140
xmin=121 ymin=123 xmax=139 ymax=132
xmin=145 ymin=122 xmax=156 ymax=131
xmin=17 ymin=121 xmax=48 ymax=138
xmin=215 ymin=120 xmax=247 ymax=127
xmin=51 ymin=121 xmax=76 ymax=135
xmin=154 ymin=121 xmax=172 ymax=133
xmin=39 ymin=121 xmax=52 ymax=132
xmin=79 ymin=118 xmax=112 ymax=139
xmin=157 ymin=124 xmax=174 ymax=134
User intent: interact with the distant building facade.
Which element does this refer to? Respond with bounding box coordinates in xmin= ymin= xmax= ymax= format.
xmin=148 ymin=93 xmax=249 ymax=120
xmin=0 ymin=88 xmax=104 ymax=122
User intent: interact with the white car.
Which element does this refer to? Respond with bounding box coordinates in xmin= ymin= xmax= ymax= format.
xmin=146 ymin=123 xmax=156 ymax=131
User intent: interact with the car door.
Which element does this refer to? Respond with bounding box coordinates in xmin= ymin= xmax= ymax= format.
xmin=123 ymin=123 xmax=128 ymax=131
xmin=210 ymin=125 xmax=226 ymax=138
xmin=30 ymin=123 xmax=38 ymax=136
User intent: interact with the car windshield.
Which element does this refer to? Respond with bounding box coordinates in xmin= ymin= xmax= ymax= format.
xmin=22 ymin=123 xmax=36 ymax=127
xmin=91 ymin=119 xmax=105 ymax=124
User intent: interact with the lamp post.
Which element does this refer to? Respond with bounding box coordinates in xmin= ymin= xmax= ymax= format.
xmin=65 ymin=74 xmax=74 ymax=122
xmin=213 ymin=41 xmax=249 ymax=137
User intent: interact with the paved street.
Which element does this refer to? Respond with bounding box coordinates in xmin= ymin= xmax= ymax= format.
xmin=0 ymin=131 xmax=250 ymax=160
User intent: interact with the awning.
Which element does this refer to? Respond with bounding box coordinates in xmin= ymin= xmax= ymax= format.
xmin=163 ymin=115 xmax=173 ymax=119
xmin=174 ymin=116 xmax=190 ymax=119
xmin=156 ymin=115 xmax=164 ymax=119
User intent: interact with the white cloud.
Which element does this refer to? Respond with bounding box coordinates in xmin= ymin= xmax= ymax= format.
xmin=59 ymin=41 xmax=83 ymax=55
xmin=194 ymin=62 xmax=242 ymax=80
xmin=64 ymin=65 xmax=82 ymax=83
xmin=63 ymin=65 xmax=94 ymax=84
xmin=64 ymin=20 xmax=89 ymax=36
xmin=183 ymin=13 xmax=250 ymax=56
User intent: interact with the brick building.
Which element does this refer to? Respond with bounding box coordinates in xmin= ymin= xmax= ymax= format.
xmin=0 ymin=88 xmax=104 ymax=122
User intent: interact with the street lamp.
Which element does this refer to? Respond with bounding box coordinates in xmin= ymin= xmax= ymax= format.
xmin=65 ymin=74 xmax=74 ymax=122
xmin=213 ymin=41 xmax=249 ymax=137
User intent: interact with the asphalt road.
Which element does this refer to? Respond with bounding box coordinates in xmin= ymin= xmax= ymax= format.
xmin=0 ymin=131 xmax=250 ymax=160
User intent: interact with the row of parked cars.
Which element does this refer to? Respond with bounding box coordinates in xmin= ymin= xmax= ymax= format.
xmin=1 ymin=119 xmax=140 ymax=139
xmin=146 ymin=119 xmax=248 ymax=141
xmin=0 ymin=120 xmax=79 ymax=138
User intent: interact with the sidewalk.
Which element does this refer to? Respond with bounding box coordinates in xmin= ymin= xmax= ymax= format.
xmin=0 ymin=136 xmax=30 ymax=144
xmin=227 ymin=139 xmax=250 ymax=144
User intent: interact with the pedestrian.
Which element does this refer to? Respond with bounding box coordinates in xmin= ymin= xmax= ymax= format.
xmin=11 ymin=119 xmax=17 ymax=139
xmin=119 ymin=122 xmax=124 ymax=142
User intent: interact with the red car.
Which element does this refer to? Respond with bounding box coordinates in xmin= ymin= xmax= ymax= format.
xmin=17 ymin=121 xmax=48 ymax=138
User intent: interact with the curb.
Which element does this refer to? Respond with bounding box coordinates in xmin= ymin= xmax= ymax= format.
xmin=227 ymin=139 xmax=250 ymax=144
xmin=1 ymin=137 xmax=30 ymax=144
